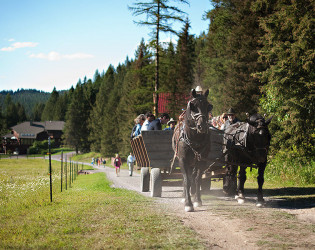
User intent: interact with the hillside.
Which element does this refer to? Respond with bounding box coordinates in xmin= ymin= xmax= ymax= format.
xmin=0 ymin=89 xmax=51 ymax=117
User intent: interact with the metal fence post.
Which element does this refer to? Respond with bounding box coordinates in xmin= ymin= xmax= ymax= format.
xmin=48 ymin=137 xmax=52 ymax=202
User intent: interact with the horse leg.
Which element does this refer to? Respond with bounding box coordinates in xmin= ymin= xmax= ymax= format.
xmin=191 ymin=167 xmax=197 ymax=196
xmin=193 ymin=168 xmax=202 ymax=208
xmin=257 ymin=162 xmax=266 ymax=206
xmin=179 ymin=158 xmax=194 ymax=212
xmin=236 ymin=166 xmax=247 ymax=199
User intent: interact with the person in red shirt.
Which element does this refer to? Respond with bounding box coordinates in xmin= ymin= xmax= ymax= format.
xmin=114 ymin=154 xmax=122 ymax=176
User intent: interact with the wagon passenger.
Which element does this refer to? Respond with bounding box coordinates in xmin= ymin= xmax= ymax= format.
xmin=164 ymin=118 xmax=176 ymax=130
xmin=148 ymin=113 xmax=170 ymax=130
xmin=132 ymin=114 xmax=146 ymax=137
xmin=141 ymin=112 xmax=155 ymax=131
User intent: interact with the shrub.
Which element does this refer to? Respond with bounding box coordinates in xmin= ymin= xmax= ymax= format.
xmin=265 ymin=149 xmax=315 ymax=185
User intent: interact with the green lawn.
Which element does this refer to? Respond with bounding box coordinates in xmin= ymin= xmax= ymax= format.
xmin=0 ymin=159 xmax=203 ymax=249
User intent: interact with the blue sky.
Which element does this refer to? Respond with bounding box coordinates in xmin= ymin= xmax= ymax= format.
xmin=0 ymin=0 xmax=212 ymax=92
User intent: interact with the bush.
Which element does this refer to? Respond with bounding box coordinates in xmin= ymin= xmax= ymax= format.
xmin=265 ymin=149 xmax=315 ymax=185
xmin=29 ymin=139 xmax=56 ymax=155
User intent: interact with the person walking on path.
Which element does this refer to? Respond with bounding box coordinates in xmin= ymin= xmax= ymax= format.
xmin=127 ymin=153 xmax=135 ymax=176
xmin=114 ymin=154 xmax=122 ymax=176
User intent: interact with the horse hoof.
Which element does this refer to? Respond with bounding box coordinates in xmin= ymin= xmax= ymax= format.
xmin=237 ymin=198 xmax=245 ymax=204
xmin=193 ymin=202 xmax=202 ymax=208
xmin=181 ymin=198 xmax=185 ymax=204
xmin=256 ymin=202 xmax=263 ymax=207
xmin=185 ymin=206 xmax=194 ymax=212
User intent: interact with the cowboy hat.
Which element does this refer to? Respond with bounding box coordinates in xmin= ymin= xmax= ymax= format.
xmin=167 ymin=118 xmax=176 ymax=125
xmin=195 ymin=86 xmax=203 ymax=92
xmin=226 ymin=108 xmax=236 ymax=115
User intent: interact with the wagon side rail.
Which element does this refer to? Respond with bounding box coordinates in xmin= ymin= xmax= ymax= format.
xmin=130 ymin=136 xmax=150 ymax=168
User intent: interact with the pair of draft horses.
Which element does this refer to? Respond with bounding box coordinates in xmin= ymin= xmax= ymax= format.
xmin=173 ymin=89 xmax=272 ymax=212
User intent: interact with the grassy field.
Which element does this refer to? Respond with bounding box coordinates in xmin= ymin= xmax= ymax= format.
xmin=0 ymin=159 xmax=203 ymax=249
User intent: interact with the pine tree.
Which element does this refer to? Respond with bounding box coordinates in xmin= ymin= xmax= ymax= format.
xmin=16 ymin=102 xmax=27 ymax=123
xmin=32 ymin=103 xmax=45 ymax=121
xmin=64 ymin=83 xmax=90 ymax=153
xmin=41 ymin=87 xmax=59 ymax=121
xmin=254 ymin=0 xmax=315 ymax=155
xmin=129 ymin=0 xmax=189 ymax=114
xmin=4 ymin=94 xmax=19 ymax=127
xmin=89 ymin=65 xmax=116 ymax=152
xmin=200 ymin=0 xmax=234 ymax=115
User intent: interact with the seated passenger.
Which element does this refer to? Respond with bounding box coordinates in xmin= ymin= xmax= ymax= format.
xmin=141 ymin=112 xmax=155 ymax=131
xmin=133 ymin=114 xmax=146 ymax=137
xmin=164 ymin=118 xmax=176 ymax=130
xmin=220 ymin=113 xmax=228 ymax=130
xmin=148 ymin=113 xmax=170 ymax=130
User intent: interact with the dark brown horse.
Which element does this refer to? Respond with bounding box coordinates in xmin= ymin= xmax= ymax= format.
xmin=172 ymin=89 xmax=212 ymax=212
xmin=223 ymin=114 xmax=272 ymax=206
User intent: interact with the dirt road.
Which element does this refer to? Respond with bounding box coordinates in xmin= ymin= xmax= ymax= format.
xmin=90 ymin=165 xmax=314 ymax=249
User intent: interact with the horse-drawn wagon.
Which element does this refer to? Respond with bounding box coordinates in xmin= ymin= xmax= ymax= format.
xmin=130 ymin=128 xmax=232 ymax=197
xmin=131 ymin=88 xmax=272 ymax=211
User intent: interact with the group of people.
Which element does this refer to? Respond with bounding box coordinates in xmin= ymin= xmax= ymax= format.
xmin=91 ymin=157 xmax=106 ymax=167
xmin=131 ymin=111 xmax=177 ymax=138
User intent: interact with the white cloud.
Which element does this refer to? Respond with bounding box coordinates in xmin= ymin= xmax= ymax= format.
xmin=29 ymin=51 xmax=94 ymax=61
xmin=1 ymin=42 xmax=38 ymax=52
xmin=8 ymin=38 xmax=15 ymax=42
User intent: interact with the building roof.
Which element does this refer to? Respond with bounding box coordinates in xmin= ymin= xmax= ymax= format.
xmin=10 ymin=121 xmax=65 ymax=139
xmin=43 ymin=121 xmax=65 ymax=131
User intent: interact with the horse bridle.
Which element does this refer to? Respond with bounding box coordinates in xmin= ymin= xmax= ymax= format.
xmin=187 ymin=98 xmax=209 ymax=131
xmin=180 ymin=98 xmax=210 ymax=160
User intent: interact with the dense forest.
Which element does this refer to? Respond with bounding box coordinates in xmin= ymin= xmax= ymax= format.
xmin=1 ymin=0 xmax=314 ymax=181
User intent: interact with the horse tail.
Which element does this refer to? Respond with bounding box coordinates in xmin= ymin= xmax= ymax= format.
xmin=170 ymin=122 xmax=182 ymax=174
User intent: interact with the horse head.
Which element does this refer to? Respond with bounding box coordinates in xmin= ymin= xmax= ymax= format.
xmin=246 ymin=113 xmax=273 ymax=163
xmin=185 ymin=88 xmax=212 ymax=134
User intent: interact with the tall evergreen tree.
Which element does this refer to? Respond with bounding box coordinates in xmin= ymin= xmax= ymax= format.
xmin=41 ymin=87 xmax=59 ymax=121
xmin=32 ymin=103 xmax=45 ymax=121
xmin=254 ymin=0 xmax=314 ymax=155
xmin=16 ymin=103 xmax=27 ymax=123
xmin=89 ymin=65 xmax=116 ymax=152
xmin=4 ymin=94 xmax=19 ymax=128
xmin=129 ymin=0 xmax=189 ymax=114
xmin=201 ymin=0 xmax=234 ymax=115
xmin=64 ymin=83 xmax=90 ymax=153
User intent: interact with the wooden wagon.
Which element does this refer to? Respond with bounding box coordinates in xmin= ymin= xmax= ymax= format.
xmin=130 ymin=128 xmax=231 ymax=197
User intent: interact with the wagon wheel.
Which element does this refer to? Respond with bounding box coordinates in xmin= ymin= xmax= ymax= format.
xmin=151 ymin=168 xmax=162 ymax=197
xmin=201 ymin=178 xmax=211 ymax=194
xmin=140 ymin=167 xmax=150 ymax=192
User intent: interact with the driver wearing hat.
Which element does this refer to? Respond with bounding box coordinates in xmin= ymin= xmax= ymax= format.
xmin=223 ymin=108 xmax=240 ymax=130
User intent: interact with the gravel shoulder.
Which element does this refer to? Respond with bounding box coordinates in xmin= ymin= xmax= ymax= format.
xmin=91 ymin=165 xmax=315 ymax=249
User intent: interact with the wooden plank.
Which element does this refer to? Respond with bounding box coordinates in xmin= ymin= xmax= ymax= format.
xmin=141 ymin=130 xmax=173 ymax=145
xmin=135 ymin=136 xmax=150 ymax=167
xmin=146 ymin=151 xmax=174 ymax=160
xmin=144 ymin=144 xmax=173 ymax=152
xmin=130 ymin=139 xmax=142 ymax=168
